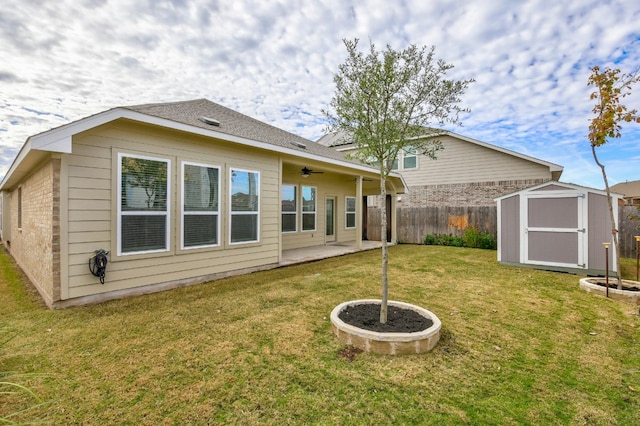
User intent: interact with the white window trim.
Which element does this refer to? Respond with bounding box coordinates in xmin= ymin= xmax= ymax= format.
xmin=345 ymin=196 xmax=356 ymax=229
xmin=402 ymin=148 xmax=418 ymax=169
xmin=117 ymin=152 xmax=171 ymax=256
xmin=229 ymin=168 xmax=260 ymax=245
xmin=301 ymin=185 xmax=317 ymax=232
xmin=281 ymin=184 xmax=297 ymax=233
xmin=181 ymin=161 xmax=221 ymax=250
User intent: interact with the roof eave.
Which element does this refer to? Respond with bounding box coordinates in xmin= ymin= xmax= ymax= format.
xmin=2 ymin=107 xmax=390 ymax=190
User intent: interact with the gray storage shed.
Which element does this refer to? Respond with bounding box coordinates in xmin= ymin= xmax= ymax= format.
xmin=495 ymin=181 xmax=623 ymax=275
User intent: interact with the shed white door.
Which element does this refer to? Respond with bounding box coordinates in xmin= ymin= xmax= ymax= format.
xmin=522 ymin=192 xmax=586 ymax=269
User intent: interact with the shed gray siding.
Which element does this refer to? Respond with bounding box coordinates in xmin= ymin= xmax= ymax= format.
xmin=587 ymin=192 xmax=612 ymax=271
xmin=499 ymin=195 xmax=519 ymax=263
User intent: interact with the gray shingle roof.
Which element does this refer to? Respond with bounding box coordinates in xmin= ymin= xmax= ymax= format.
xmin=123 ymin=98 xmax=359 ymax=165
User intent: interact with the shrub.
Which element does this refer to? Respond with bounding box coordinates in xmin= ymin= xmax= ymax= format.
xmin=463 ymin=226 xmax=480 ymax=248
xmin=424 ymin=229 xmax=496 ymax=250
xmin=479 ymin=232 xmax=497 ymax=250
xmin=424 ymin=234 xmax=438 ymax=245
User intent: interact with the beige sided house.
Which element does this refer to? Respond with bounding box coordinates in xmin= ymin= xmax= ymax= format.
xmin=610 ymin=180 xmax=640 ymax=206
xmin=317 ymin=130 xmax=563 ymax=207
xmin=0 ymin=99 xmax=406 ymax=308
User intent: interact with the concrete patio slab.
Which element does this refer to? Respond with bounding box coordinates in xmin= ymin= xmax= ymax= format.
xmin=280 ymin=241 xmax=386 ymax=266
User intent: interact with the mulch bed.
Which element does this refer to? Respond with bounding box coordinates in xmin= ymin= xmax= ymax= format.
xmin=338 ymin=302 xmax=433 ymax=333
xmin=588 ymin=278 xmax=640 ymax=292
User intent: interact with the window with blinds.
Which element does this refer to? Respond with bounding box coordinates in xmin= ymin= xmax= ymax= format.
xmin=230 ymin=168 xmax=260 ymax=244
xmin=182 ymin=162 xmax=220 ymax=249
xmin=345 ymin=196 xmax=356 ymax=229
xmin=118 ymin=153 xmax=170 ymax=255
xmin=281 ymin=184 xmax=297 ymax=233
xmin=302 ymin=186 xmax=316 ymax=231
xmin=403 ymin=147 xmax=417 ymax=169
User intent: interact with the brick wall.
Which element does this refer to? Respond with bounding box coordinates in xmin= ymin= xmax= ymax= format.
xmin=398 ymin=179 xmax=549 ymax=207
xmin=8 ymin=158 xmax=60 ymax=306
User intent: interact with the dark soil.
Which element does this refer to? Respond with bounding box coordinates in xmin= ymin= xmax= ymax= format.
xmin=589 ymin=278 xmax=640 ymax=292
xmin=337 ymin=346 xmax=363 ymax=361
xmin=338 ymin=303 xmax=433 ymax=333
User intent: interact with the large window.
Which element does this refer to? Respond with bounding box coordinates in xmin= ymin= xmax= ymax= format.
xmin=403 ymin=147 xmax=417 ymax=169
xmin=230 ymin=168 xmax=260 ymax=244
xmin=182 ymin=161 xmax=220 ymax=249
xmin=302 ymin=186 xmax=316 ymax=231
xmin=281 ymin=184 xmax=297 ymax=233
xmin=345 ymin=196 xmax=356 ymax=229
xmin=118 ymin=153 xmax=170 ymax=255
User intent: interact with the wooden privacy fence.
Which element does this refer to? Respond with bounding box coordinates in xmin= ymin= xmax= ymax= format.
xmin=367 ymin=206 xmax=497 ymax=243
xmin=367 ymin=205 xmax=640 ymax=258
xmin=619 ymin=206 xmax=640 ymax=258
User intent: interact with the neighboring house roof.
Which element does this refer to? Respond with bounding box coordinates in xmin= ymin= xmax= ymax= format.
xmin=316 ymin=131 xmax=351 ymax=147
xmin=317 ymin=129 xmax=564 ymax=181
xmin=1 ymin=99 xmax=406 ymax=191
xmin=610 ymin=180 xmax=640 ymax=198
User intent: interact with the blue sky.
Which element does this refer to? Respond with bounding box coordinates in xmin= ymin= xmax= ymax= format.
xmin=1 ymin=0 xmax=639 ymax=189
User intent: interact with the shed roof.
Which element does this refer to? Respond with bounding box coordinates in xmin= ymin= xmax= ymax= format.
xmin=494 ymin=180 xmax=623 ymax=201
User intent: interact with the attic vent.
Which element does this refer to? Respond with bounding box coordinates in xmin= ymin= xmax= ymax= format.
xmin=290 ymin=141 xmax=307 ymax=149
xmin=198 ymin=116 xmax=220 ymax=127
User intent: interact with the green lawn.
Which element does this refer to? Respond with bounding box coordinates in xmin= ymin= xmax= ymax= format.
xmin=2 ymin=246 xmax=639 ymax=425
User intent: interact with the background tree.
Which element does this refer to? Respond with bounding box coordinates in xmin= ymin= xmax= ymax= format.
xmin=587 ymin=65 xmax=640 ymax=288
xmin=324 ymin=38 xmax=473 ymax=322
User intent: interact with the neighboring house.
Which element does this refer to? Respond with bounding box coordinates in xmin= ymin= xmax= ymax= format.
xmin=0 ymin=99 xmax=406 ymax=308
xmin=610 ymin=180 xmax=640 ymax=206
xmin=317 ymin=130 xmax=563 ymax=207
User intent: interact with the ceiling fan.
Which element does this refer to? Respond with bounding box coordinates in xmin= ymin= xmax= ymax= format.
xmin=301 ymin=167 xmax=323 ymax=178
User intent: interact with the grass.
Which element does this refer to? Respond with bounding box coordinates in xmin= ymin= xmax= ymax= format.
xmin=1 ymin=245 xmax=639 ymax=425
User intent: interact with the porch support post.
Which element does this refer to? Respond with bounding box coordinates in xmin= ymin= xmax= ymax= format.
xmin=387 ymin=181 xmax=398 ymax=244
xmin=356 ymin=175 xmax=363 ymax=250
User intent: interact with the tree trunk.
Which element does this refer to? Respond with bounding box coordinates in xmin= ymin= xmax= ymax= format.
xmin=591 ymin=144 xmax=622 ymax=289
xmin=379 ymin=172 xmax=388 ymax=323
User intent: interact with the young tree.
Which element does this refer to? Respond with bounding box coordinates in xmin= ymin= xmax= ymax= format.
xmin=587 ymin=66 xmax=640 ymax=289
xmin=324 ymin=39 xmax=473 ymax=322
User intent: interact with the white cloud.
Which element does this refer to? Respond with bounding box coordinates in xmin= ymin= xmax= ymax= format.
xmin=1 ymin=0 xmax=639 ymax=187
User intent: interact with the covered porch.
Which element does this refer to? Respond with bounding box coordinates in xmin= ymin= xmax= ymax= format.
xmin=279 ymin=157 xmax=405 ymax=262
